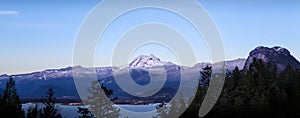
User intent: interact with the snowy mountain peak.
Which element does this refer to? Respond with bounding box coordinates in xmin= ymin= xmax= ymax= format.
xmin=128 ymin=54 xmax=166 ymax=68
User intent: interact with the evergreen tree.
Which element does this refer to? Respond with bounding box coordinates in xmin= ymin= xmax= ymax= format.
xmin=40 ymin=87 xmax=62 ymax=118
xmin=77 ymin=107 xmax=94 ymax=118
xmin=279 ymin=65 xmax=300 ymax=117
xmin=201 ymin=57 xmax=300 ymax=117
xmin=154 ymin=93 xmax=186 ymax=118
xmin=200 ymin=65 xmax=212 ymax=86
xmin=26 ymin=104 xmax=41 ymax=118
xmin=0 ymin=76 xmax=24 ymax=118
xmin=179 ymin=65 xmax=212 ymax=118
xmin=84 ymin=80 xmax=119 ymax=118
xmin=232 ymin=72 xmax=250 ymax=114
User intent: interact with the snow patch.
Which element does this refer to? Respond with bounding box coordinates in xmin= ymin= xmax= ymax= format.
xmin=128 ymin=54 xmax=167 ymax=68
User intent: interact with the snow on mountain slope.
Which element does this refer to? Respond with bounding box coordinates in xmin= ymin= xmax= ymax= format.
xmin=128 ymin=54 xmax=168 ymax=68
xmin=0 ymin=54 xmax=248 ymax=100
xmin=213 ymin=58 xmax=246 ymax=71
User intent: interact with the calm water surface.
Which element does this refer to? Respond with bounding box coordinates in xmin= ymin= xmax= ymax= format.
xmin=23 ymin=103 xmax=158 ymax=118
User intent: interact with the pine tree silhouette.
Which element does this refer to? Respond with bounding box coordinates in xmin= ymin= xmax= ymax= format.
xmin=0 ymin=76 xmax=24 ymax=118
xmin=82 ymin=80 xmax=119 ymax=118
xmin=179 ymin=65 xmax=212 ymax=118
xmin=77 ymin=107 xmax=94 ymax=118
xmin=40 ymin=87 xmax=62 ymax=118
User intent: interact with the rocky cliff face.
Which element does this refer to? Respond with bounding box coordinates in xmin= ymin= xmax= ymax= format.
xmin=244 ymin=46 xmax=300 ymax=71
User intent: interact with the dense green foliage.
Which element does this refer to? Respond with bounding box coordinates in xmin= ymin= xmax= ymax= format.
xmin=208 ymin=59 xmax=300 ymax=118
xmin=0 ymin=76 xmax=24 ymax=118
xmin=180 ymin=58 xmax=300 ymax=118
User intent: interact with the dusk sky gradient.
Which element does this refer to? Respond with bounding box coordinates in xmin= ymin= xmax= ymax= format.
xmin=0 ymin=0 xmax=299 ymax=74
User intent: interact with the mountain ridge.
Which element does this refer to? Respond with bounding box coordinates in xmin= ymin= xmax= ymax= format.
xmin=1 ymin=57 xmax=245 ymax=77
xmin=0 ymin=46 xmax=299 ymax=104
xmin=0 ymin=55 xmax=244 ymax=103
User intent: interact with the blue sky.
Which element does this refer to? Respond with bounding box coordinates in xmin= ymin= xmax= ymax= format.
xmin=0 ymin=0 xmax=299 ymax=74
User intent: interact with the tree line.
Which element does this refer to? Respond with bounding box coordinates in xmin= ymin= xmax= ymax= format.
xmin=0 ymin=76 xmax=120 ymax=118
xmin=154 ymin=58 xmax=300 ymax=118
xmin=0 ymin=76 xmax=63 ymax=118
xmin=206 ymin=58 xmax=300 ymax=118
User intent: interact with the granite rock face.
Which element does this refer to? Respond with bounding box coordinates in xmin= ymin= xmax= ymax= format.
xmin=244 ymin=46 xmax=300 ymax=71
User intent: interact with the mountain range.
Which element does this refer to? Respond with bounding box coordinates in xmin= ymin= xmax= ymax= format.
xmin=0 ymin=46 xmax=299 ymax=104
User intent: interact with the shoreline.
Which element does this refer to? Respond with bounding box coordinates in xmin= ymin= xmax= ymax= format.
xmin=22 ymin=102 xmax=161 ymax=106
